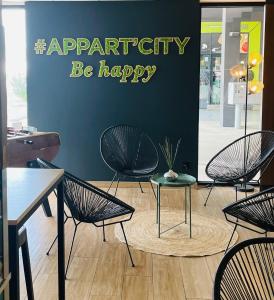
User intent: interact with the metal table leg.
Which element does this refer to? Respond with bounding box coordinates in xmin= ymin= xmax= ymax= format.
xmin=9 ymin=225 xmax=20 ymax=300
xmin=27 ymin=160 xmax=53 ymax=217
xmin=189 ymin=185 xmax=192 ymax=238
xmin=185 ymin=187 xmax=187 ymax=224
xmin=157 ymin=185 xmax=161 ymax=238
xmin=20 ymin=229 xmax=34 ymax=300
xmin=57 ymin=181 xmax=65 ymax=299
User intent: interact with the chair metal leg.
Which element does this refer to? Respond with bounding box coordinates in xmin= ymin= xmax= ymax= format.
xmin=42 ymin=197 xmax=53 ymax=217
xmin=120 ymin=222 xmax=135 ymax=267
xmin=150 ymin=181 xmax=157 ymax=199
xmin=102 ymin=220 xmax=106 ymax=242
xmin=138 ymin=181 xmax=144 ymax=193
xmin=204 ymin=181 xmax=215 ymax=206
xmin=65 ymin=224 xmax=79 ymax=278
xmin=235 ymin=186 xmax=238 ymax=202
xmin=47 ymin=216 xmax=69 ymax=255
xmin=114 ymin=178 xmax=120 ymax=197
xmin=225 ymin=224 xmax=238 ymax=254
xmin=107 ymin=173 xmax=117 ymax=193
xmin=47 ymin=235 xmax=58 ymax=256
xmin=21 ymin=232 xmax=34 ymax=300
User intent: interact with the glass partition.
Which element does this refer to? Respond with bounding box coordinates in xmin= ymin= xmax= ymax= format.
xmin=0 ymin=7 xmax=8 ymax=298
xmin=198 ymin=6 xmax=265 ymax=181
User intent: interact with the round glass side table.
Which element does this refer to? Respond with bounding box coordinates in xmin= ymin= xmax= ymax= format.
xmin=150 ymin=173 xmax=196 ymax=238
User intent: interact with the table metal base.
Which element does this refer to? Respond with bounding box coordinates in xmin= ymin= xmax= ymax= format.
xmin=156 ymin=185 xmax=192 ymax=239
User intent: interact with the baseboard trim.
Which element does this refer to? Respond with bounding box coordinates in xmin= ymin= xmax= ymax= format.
xmin=89 ymin=181 xmax=198 ymax=189
xmin=89 ymin=181 xmax=152 ymax=188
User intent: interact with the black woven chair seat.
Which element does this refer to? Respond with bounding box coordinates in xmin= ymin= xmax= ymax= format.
xmin=206 ymin=131 xmax=274 ymax=183
xmin=54 ymin=169 xmax=134 ymax=224
xmin=73 ymin=196 xmax=133 ymax=224
xmin=214 ymin=237 xmax=274 ymax=300
xmin=100 ymin=125 xmax=158 ymax=179
xmin=204 ymin=131 xmax=274 ymax=206
xmin=208 ymin=166 xmax=243 ymax=182
xmin=37 ymin=158 xmax=136 ymax=275
xmin=121 ymin=168 xmax=155 ymax=177
xmin=100 ymin=124 xmax=159 ymax=197
xmin=36 ymin=158 xmax=135 ymax=224
xmin=223 ymin=187 xmax=274 ymax=232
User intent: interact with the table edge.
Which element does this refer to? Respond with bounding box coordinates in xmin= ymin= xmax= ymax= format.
xmin=8 ymin=169 xmax=64 ymax=226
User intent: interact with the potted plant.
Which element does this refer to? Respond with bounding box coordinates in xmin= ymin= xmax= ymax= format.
xmin=159 ymin=137 xmax=182 ymax=181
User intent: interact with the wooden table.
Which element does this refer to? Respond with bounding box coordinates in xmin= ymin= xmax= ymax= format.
xmin=6 ymin=168 xmax=65 ymax=300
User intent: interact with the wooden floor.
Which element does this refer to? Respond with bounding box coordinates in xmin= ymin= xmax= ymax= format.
xmin=18 ymin=184 xmax=271 ymax=300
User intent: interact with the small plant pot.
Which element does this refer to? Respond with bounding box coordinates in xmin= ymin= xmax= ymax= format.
xmin=164 ymin=170 xmax=178 ymax=182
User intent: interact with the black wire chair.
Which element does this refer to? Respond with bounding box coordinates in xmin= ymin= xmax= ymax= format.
xmin=100 ymin=124 xmax=159 ymax=197
xmin=36 ymin=158 xmax=135 ymax=278
xmin=213 ymin=237 xmax=274 ymax=300
xmin=223 ymin=186 xmax=274 ymax=252
xmin=204 ymin=131 xmax=274 ymax=206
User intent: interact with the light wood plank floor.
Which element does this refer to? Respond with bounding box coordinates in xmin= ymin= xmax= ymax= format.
xmin=18 ymin=184 xmax=272 ymax=300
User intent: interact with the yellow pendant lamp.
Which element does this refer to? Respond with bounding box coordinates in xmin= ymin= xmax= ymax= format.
xmin=248 ymin=80 xmax=264 ymax=94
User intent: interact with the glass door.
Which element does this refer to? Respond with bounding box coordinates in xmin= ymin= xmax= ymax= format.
xmin=198 ymin=6 xmax=265 ymax=181
xmin=0 ymin=4 xmax=9 ymax=298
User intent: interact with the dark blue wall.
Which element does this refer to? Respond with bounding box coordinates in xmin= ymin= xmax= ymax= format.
xmin=26 ymin=1 xmax=201 ymax=180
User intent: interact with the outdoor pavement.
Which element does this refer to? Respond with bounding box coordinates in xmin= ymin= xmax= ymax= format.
xmin=198 ymin=104 xmax=261 ymax=181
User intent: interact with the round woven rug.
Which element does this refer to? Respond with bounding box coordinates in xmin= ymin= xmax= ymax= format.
xmin=115 ymin=210 xmax=238 ymax=256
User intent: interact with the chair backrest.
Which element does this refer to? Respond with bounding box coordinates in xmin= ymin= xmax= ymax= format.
xmin=36 ymin=158 xmax=134 ymax=222
xmin=100 ymin=124 xmax=159 ymax=174
xmin=214 ymin=237 xmax=274 ymax=300
xmin=206 ymin=131 xmax=274 ymax=182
